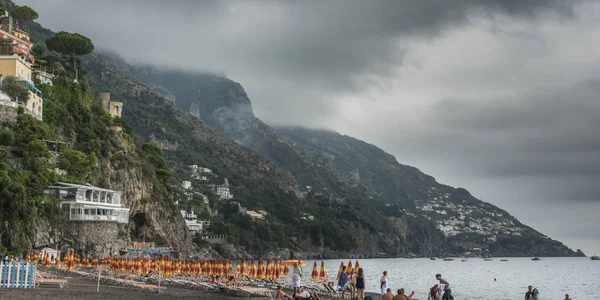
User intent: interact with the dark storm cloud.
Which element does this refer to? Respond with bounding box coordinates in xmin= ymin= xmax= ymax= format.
xmin=21 ymin=0 xmax=580 ymax=123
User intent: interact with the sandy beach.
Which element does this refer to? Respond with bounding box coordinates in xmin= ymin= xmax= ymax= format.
xmin=0 ymin=275 xmax=227 ymax=300
xmin=1 ymin=269 xmax=379 ymax=300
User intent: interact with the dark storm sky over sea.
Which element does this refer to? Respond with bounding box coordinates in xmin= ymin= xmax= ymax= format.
xmin=21 ymin=0 xmax=600 ymax=254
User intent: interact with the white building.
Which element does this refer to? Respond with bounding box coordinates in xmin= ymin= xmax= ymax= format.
xmin=189 ymin=165 xmax=212 ymax=173
xmin=215 ymin=178 xmax=233 ymax=200
xmin=180 ymin=210 xmax=210 ymax=235
xmin=44 ymin=182 xmax=129 ymax=224
xmin=181 ymin=181 xmax=192 ymax=190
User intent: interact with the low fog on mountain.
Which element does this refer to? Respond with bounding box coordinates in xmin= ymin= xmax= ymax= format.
xmin=21 ymin=0 xmax=600 ymax=254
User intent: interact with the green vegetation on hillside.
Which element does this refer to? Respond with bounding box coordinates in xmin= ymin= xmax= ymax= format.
xmin=0 ymin=14 xmax=176 ymax=253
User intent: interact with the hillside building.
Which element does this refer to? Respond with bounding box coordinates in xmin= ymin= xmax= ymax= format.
xmin=0 ymin=12 xmax=33 ymax=61
xmin=0 ymin=54 xmax=43 ymax=120
xmin=96 ymin=92 xmax=123 ymax=118
xmin=180 ymin=210 xmax=210 ymax=235
xmin=44 ymin=182 xmax=129 ymax=224
xmin=215 ymin=178 xmax=233 ymax=200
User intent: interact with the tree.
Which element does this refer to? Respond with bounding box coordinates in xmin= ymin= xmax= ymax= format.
xmin=45 ymin=32 xmax=94 ymax=81
xmin=31 ymin=44 xmax=46 ymax=58
xmin=10 ymin=6 xmax=39 ymax=22
xmin=0 ymin=76 xmax=29 ymax=103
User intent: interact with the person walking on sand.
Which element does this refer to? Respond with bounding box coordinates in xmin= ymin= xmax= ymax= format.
xmin=356 ymin=268 xmax=366 ymax=300
xmin=292 ymin=262 xmax=304 ymax=294
xmin=380 ymin=271 xmax=389 ymax=295
xmin=531 ymin=288 xmax=539 ymax=299
xmin=435 ymin=274 xmax=452 ymax=300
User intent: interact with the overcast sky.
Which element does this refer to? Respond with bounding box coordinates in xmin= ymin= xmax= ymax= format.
xmin=22 ymin=0 xmax=600 ymax=255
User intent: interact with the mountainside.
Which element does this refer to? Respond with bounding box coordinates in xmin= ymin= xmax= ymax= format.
xmin=0 ymin=0 xmax=192 ymax=255
xmin=100 ymin=59 xmax=583 ymax=257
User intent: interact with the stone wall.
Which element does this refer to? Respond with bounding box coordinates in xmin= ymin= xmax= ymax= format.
xmin=0 ymin=104 xmax=17 ymax=124
xmin=64 ymin=221 xmax=129 ymax=256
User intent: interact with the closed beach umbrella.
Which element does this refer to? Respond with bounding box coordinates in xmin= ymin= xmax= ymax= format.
xmin=319 ymin=261 xmax=327 ymax=279
xmin=33 ymin=252 xmax=39 ymax=264
xmin=311 ymin=261 xmax=319 ymax=280
xmin=250 ymin=258 xmax=256 ymax=277
xmin=25 ymin=252 xmax=31 ymax=263
xmin=336 ymin=261 xmax=344 ymax=280
xmin=54 ymin=254 xmax=61 ymax=269
xmin=346 ymin=261 xmax=353 ymax=275
xmin=283 ymin=264 xmax=290 ymax=276
xmin=240 ymin=258 xmax=247 ymax=276
xmin=257 ymin=259 xmax=265 ymax=278
xmin=266 ymin=258 xmax=272 ymax=279
xmin=92 ymin=256 xmax=99 ymax=268
xmin=275 ymin=259 xmax=281 ymax=278
xmin=354 ymin=260 xmax=360 ymax=274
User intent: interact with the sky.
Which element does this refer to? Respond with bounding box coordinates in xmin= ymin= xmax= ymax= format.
xmin=21 ymin=0 xmax=600 ymax=255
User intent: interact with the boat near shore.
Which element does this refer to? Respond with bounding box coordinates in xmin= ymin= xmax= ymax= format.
xmin=591 ymin=255 xmax=599 ymax=261
xmin=443 ymin=258 xmax=455 ymax=261
xmin=500 ymin=259 xmax=508 ymax=262
xmin=430 ymin=257 xmax=436 ymax=260
xmin=532 ymin=257 xmax=541 ymax=261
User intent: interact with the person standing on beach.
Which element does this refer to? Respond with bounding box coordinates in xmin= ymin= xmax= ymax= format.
xmin=292 ymin=262 xmax=304 ymax=294
xmin=338 ymin=266 xmax=350 ymax=300
xmin=525 ymin=285 xmax=533 ymax=300
xmin=435 ymin=274 xmax=451 ymax=300
xmin=380 ymin=271 xmax=389 ymax=295
xmin=356 ymin=268 xmax=366 ymax=300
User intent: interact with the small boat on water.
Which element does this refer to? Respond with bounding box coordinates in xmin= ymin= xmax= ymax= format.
xmin=532 ymin=257 xmax=541 ymax=261
xmin=484 ymin=258 xmax=493 ymax=261
xmin=461 ymin=259 xmax=468 ymax=262
xmin=430 ymin=257 xmax=436 ymax=260
xmin=591 ymin=255 xmax=599 ymax=261
xmin=500 ymin=259 xmax=508 ymax=262
xmin=443 ymin=258 xmax=454 ymax=261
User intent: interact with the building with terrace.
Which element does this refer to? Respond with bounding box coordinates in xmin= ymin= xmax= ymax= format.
xmin=0 ymin=54 xmax=43 ymax=120
xmin=44 ymin=182 xmax=129 ymax=224
xmin=0 ymin=11 xmax=33 ymax=61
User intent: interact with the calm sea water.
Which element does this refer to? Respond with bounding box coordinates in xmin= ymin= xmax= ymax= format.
xmin=297 ymin=258 xmax=598 ymax=300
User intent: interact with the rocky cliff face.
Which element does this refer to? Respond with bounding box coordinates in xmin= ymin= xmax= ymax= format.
xmin=94 ymin=134 xmax=191 ymax=254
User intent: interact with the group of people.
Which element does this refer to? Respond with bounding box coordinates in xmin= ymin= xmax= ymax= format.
xmin=336 ymin=265 xmax=367 ymax=300
xmin=525 ymin=285 xmax=572 ymax=300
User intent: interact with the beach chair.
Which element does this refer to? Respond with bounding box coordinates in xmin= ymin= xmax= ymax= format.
xmin=36 ymin=273 xmax=68 ymax=289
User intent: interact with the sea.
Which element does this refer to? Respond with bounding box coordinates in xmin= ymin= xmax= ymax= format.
xmin=298 ymin=257 xmax=598 ymax=300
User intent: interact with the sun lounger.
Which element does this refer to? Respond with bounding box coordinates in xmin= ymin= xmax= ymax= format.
xmin=36 ymin=278 xmax=68 ymax=289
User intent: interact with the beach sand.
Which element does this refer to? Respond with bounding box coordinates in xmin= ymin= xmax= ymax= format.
xmin=0 ymin=269 xmax=381 ymax=300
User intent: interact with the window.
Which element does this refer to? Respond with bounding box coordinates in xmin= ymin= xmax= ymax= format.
xmin=84 ymin=209 xmax=89 ymax=215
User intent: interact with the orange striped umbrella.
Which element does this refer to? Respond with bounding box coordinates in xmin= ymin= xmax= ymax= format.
xmin=44 ymin=252 xmax=51 ymax=268
xmin=33 ymin=252 xmax=39 ymax=264
xmin=25 ymin=252 xmax=31 ymax=263
xmin=336 ymin=261 xmax=344 ymax=280
xmin=54 ymin=254 xmax=61 ymax=269
xmin=257 ymin=259 xmax=264 ymax=278
xmin=92 ymin=256 xmax=99 ymax=268
xmin=346 ymin=261 xmax=353 ymax=275
xmin=266 ymin=258 xmax=272 ymax=279
xmin=275 ymin=259 xmax=281 ymax=278
xmin=354 ymin=260 xmax=360 ymax=274
xmin=319 ymin=261 xmax=327 ymax=279
xmin=311 ymin=261 xmax=319 ymax=279
xmin=240 ymin=258 xmax=247 ymax=276
xmin=249 ymin=258 xmax=256 ymax=277
xmin=283 ymin=264 xmax=290 ymax=276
